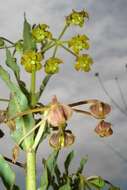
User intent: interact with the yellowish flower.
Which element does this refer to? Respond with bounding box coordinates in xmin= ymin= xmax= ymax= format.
xmin=68 ymin=34 xmax=89 ymax=54
xmin=21 ymin=50 xmax=43 ymax=73
xmin=32 ymin=24 xmax=52 ymax=43
xmin=95 ymin=120 xmax=113 ymax=137
xmin=44 ymin=57 xmax=63 ymax=74
xmin=75 ymin=54 xmax=93 ymax=72
xmin=66 ymin=10 xmax=89 ymax=27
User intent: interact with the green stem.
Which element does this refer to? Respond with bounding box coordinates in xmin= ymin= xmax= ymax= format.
xmin=0 ymin=98 xmax=9 ymax=102
xmin=0 ymin=45 xmax=14 ymax=49
xmin=31 ymin=70 xmax=36 ymax=106
xmin=60 ymin=44 xmax=77 ymax=57
xmin=0 ymin=37 xmax=14 ymax=45
xmin=26 ymin=151 xmax=36 ymax=190
xmin=26 ymin=70 xmax=37 ymax=190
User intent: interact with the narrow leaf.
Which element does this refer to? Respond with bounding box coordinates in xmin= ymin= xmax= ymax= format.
xmin=23 ymin=16 xmax=36 ymax=52
xmin=0 ymin=154 xmax=15 ymax=190
xmin=77 ymin=156 xmax=88 ymax=174
xmin=6 ymin=48 xmax=20 ymax=79
xmin=59 ymin=183 xmax=71 ymax=190
xmin=64 ymin=150 xmax=74 ymax=175
xmin=40 ymin=166 xmax=49 ymax=190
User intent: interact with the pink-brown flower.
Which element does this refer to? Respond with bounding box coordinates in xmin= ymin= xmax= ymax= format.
xmin=47 ymin=96 xmax=73 ymax=127
xmin=95 ymin=120 xmax=113 ymax=137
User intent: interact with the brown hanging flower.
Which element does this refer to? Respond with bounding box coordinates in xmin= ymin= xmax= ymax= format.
xmin=47 ymin=96 xmax=73 ymax=127
xmin=49 ymin=130 xmax=75 ymax=149
xmin=94 ymin=120 xmax=113 ymax=137
xmin=89 ymin=101 xmax=111 ymax=119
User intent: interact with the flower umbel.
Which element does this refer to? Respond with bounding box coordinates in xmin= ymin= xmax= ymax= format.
xmin=44 ymin=57 xmax=63 ymax=74
xmin=32 ymin=24 xmax=52 ymax=43
xmin=75 ymin=54 xmax=93 ymax=72
xmin=95 ymin=120 xmax=113 ymax=137
xmin=21 ymin=50 xmax=43 ymax=73
xmin=66 ymin=10 xmax=89 ymax=27
xmin=68 ymin=34 xmax=89 ymax=54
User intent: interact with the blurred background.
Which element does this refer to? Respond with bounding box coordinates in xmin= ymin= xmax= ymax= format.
xmin=0 ymin=0 xmax=127 ymax=189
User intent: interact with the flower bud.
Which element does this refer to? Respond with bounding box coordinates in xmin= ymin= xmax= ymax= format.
xmin=95 ymin=120 xmax=113 ymax=137
xmin=90 ymin=102 xmax=111 ymax=119
xmin=44 ymin=57 xmax=63 ymax=74
xmin=49 ymin=130 xmax=75 ymax=149
xmin=47 ymin=96 xmax=73 ymax=127
xmin=75 ymin=54 xmax=93 ymax=72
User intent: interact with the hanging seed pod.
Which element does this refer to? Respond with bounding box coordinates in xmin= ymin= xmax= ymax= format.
xmin=47 ymin=96 xmax=73 ymax=127
xmin=89 ymin=101 xmax=111 ymax=119
xmin=49 ymin=130 xmax=75 ymax=149
xmin=0 ymin=110 xmax=7 ymax=123
xmin=94 ymin=120 xmax=113 ymax=137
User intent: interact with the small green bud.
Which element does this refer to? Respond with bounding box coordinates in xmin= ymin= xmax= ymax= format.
xmin=66 ymin=10 xmax=89 ymax=27
xmin=0 ymin=38 xmax=5 ymax=47
xmin=68 ymin=34 xmax=89 ymax=54
xmin=32 ymin=24 xmax=52 ymax=43
xmin=21 ymin=50 xmax=43 ymax=73
xmin=75 ymin=54 xmax=93 ymax=72
xmin=15 ymin=40 xmax=23 ymax=52
xmin=44 ymin=57 xmax=63 ymax=74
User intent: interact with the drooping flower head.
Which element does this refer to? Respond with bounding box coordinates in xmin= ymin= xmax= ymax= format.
xmin=95 ymin=120 xmax=113 ymax=137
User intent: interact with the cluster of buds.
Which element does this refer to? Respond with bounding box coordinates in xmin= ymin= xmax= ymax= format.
xmin=44 ymin=57 xmax=63 ymax=74
xmin=21 ymin=50 xmax=43 ymax=73
xmin=68 ymin=34 xmax=90 ymax=55
xmin=66 ymin=10 xmax=89 ymax=27
xmin=32 ymin=24 xmax=52 ymax=43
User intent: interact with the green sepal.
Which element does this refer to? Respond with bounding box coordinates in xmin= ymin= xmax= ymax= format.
xmin=6 ymin=48 xmax=20 ymax=79
xmin=23 ymin=16 xmax=36 ymax=52
xmin=64 ymin=150 xmax=75 ymax=175
xmin=0 ymin=154 xmax=16 ymax=190
xmin=0 ymin=66 xmax=35 ymax=149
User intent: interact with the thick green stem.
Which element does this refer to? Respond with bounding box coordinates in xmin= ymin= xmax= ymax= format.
xmin=26 ymin=151 xmax=36 ymax=190
xmin=26 ymin=70 xmax=37 ymax=190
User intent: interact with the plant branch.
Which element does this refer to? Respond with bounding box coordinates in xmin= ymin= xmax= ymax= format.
xmin=3 ymin=155 xmax=25 ymax=168
xmin=0 ymin=37 xmax=14 ymax=45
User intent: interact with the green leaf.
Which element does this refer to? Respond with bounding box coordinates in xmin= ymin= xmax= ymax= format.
xmin=64 ymin=150 xmax=74 ymax=175
xmin=0 ymin=154 xmax=15 ymax=190
xmin=40 ymin=150 xmax=59 ymax=190
xmin=54 ymin=164 xmax=61 ymax=184
xmin=6 ymin=48 xmax=20 ymax=79
xmin=23 ymin=16 xmax=36 ymax=52
xmin=88 ymin=176 xmax=105 ymax=188
xmin=58 ymin=183 xmax=71 ymax=190
xmin=40 ymin=166 xmax=49 ymax=190
xmin=0 ymin=66 xmax=34 ymax=149
xmin=76 ymin=156 xmax=88 ymax=174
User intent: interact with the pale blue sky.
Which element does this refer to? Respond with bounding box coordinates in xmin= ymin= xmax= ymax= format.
xmin=0 ymin=0 xmax=127 ymax=189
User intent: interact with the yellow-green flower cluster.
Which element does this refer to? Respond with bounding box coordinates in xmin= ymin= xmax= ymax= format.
xmin=32 ymin=24 xmax=52 ymax=43
xmin=44 ymin=57 xmax=63 ymax=74
xmin=68 ymin=34 xmax=89 ymax=54
xmin=66 ymin=10 xmax=89 ymax=27
xmin=75 ymin=54 xmax=93 ymax=72
xmin=21 ymin=50 xmax=43 ymax=73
